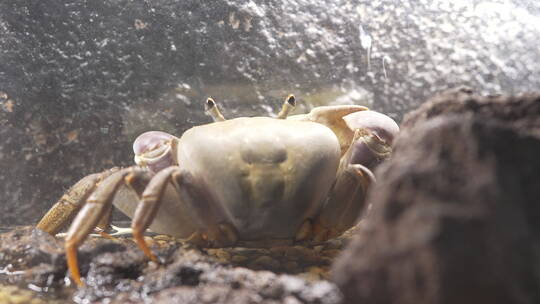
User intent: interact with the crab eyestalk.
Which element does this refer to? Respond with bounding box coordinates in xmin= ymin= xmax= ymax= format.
xmin=133 ymin=131 xmax=178 ymax=173
xmin=205 ymin=97 xmax=226 ymax=122
xmin=277 ymin=94 xmax=296 ymax=119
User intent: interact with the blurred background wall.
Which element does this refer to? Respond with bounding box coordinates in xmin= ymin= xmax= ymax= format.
xmin=1 ymin=0 xmax=539 ymax=225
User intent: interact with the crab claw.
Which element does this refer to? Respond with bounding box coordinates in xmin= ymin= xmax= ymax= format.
xmin=133 ymin=131 xmax=178 ymax=173
xmin=343 ymin=110 xmax=399 ymax=169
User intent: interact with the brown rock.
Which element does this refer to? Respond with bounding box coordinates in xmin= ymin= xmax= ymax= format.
xmin=153 ymin=235 xmax=174 ymax=242
xmin=0 ymin=227 xmax=342 ymax=303
xmin=250 ymin=256 xmax=280 ymax=270
xmin=215 ymin=249 xmax=231 ymax=260
xmin=321 ymin=249 xmax=341 ymax=259
xmin=402 ymin=88 xmax=540 ymax=137
xmin=297 ymin=272 xmax=321 ymax=282
xmin=332 ymin=111 xmax=540 ymax=304
xmin=231 ymin=255 xmax=248 ymax=263
xmin=282 ymin=261 xmax=299 ymax=273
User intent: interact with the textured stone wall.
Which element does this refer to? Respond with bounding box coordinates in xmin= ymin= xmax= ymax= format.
xmin=1 ymin=0 xmax=539 ymax=225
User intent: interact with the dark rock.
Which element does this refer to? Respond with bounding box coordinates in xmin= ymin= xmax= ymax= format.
xmin=0 ymin=227 xmax=342 ymax=303
xmin=0 ymin=227 xmax=65 ymax=286
xmin=402 ymin=89 xmax=540 ymax=137
xmin=332 ymin=113 xmax=540 ymax=304
xmin=85 ymin=246 xmax=146 ymax=288
xmin=141 ymin=263 xmax=203 ymax=295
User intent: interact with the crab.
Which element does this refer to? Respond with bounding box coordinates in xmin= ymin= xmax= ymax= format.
xmin=36 ymin=95 xmax=399 ymax=286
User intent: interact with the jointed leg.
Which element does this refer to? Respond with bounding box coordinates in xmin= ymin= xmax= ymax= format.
xmin=310 ymin=126 xmax=390 ymax=242
xmin=312 ymin=163 xmax=375 ymax=242
xmin=63 ymin=167 xmax=151 ymax=286
xmin=36 ymin=168 xmax=119 ymax=235
xmin=130 ymin=167 xmax=238 ymax=261
xmin=129 ymin=168 xmax=179 ymax=262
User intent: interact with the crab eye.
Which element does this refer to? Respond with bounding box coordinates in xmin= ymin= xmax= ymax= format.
xmin=277 ymin=94 xmax=296 ymax=119
xmin=133 ymin=131 xmax=177 ymax=172
xmin=343 ymin=110 xmax=399 ymax=145
xmin=342 ymin=110 xmax=399 ymax=170
xmin=204 ymin=97 xmax=226 ymax=121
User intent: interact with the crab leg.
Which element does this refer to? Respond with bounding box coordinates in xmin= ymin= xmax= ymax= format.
xmin=64 ymin=167 xmax=150 ymax=286
xmin=131 ymin=167 xmax=238 ymax=260
xmin=129 ymin=168 xmax=180 ymax=262
xmin=288 ymin=105 xmax=369 ymax=155
xmin=36 ymin=168 xmax=119 ymax=235
xmin=96 ymin=204 xmax=114 ymax=233
xmin=313 ymin=162 xmax=375 ymax=242
xmin=311 ymin=110 xmax=399 ymax=242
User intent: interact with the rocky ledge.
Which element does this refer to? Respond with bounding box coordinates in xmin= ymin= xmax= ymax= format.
xmin=0 ymin=226 xmax=351 ymax=304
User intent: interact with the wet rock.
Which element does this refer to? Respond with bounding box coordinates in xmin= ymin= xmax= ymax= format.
xmin=146 ymin=275 xmax=342 ymax=304
xmin=332 ymin=112 xmax=540 ymax=304
xmin=84 ymin=246 xmax=146 ymax=293
xmin=149 ymin=285 xmax=260 ymax=304
xmin=0 ymin=228 xmax=66 ymax=287
xmin=129 ymin=254 xmax=342 ymax=304
xmin=0 ymin=227 xmax=343 ymax=303
xmin=200 ymin=234 xmax=352 ymax=275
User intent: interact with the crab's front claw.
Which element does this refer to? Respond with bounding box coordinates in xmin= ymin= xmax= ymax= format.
xmin=133 ymin=131 xmax=179 ymax=173
xmin=311 ymin=110 xmax=399 ymax=242
xmin=342 ymin=110 xmax=399 ymax=170
xmin=289 ymin=105 xmax=369 ymax=155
